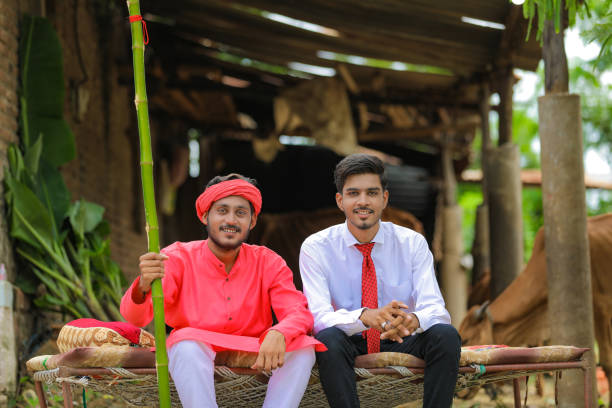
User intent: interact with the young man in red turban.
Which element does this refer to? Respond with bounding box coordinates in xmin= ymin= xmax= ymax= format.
xmin=121 ymin=174 xmax=323 ymax=408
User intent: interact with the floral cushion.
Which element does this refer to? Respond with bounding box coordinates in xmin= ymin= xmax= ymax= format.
xmin=354 ymin=345 xmax=588 ymax=369
xmin=56 ymin=319 xmax=155 ymax=352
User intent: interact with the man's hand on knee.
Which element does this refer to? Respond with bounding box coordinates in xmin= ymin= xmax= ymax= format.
xmin=252 ymin=330 xmax=286 ymax=374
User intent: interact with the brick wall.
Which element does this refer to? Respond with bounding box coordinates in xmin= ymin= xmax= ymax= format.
xmin=0 ymin=0 xmax=19 ymax=400
xmin=0 ymin=0 xmax=18 ymax=282
xmin=48 ymin=1 xmax=147 ymax=282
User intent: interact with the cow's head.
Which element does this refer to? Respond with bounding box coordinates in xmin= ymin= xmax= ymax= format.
xmin=459 ymin=300 xmax=495 ymax=346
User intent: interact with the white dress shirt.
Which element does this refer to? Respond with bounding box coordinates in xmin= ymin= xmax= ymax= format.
xmin=299 ymin=221 xmax=451 ymax=336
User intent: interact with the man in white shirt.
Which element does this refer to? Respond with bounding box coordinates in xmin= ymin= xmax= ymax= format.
xmin=299 ymin=154 xmax=460 ymax=408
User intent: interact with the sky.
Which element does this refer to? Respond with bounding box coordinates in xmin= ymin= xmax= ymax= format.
xmin=515 ymin=27 xmax=612 ymax=178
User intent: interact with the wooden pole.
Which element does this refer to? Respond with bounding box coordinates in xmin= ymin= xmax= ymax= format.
xmin=125 ymin=2 xmax=171 ymax=407
xmin=479 ymin=82 xmax=491 ymax=201
xmin=471 ymin=82 xmax=491 ymax=286
xmin=539 ymin=19 xmax=596 ymax=406
xmin=498 ymin=66 xmax=514 ymax=146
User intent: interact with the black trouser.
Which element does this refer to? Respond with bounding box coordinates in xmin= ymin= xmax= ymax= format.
xmin=315 ymin=324 xmax=461 ymax=408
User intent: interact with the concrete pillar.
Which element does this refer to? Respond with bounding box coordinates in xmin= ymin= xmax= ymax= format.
xmin=539 ymin=93 xmax=596 ymax=407
xmin=486 ymin=143 xmax=523 ymax=299
xmin=441 ymin=205 xmax=467 ymax=326
xmin=440 ymin=145 xmax=467 ymax=326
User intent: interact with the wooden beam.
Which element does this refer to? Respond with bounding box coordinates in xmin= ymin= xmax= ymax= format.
xmin=359 ymin=120 xmax=479 ymax=143
xmin=462 ymin=169 xmax=612 ymax=190
xmin=495 ymin=4 xmax=528 ymax=68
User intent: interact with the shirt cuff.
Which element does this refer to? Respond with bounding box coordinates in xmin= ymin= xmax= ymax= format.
xmin=258 ymin=326 xmax=289 ymax=346
xmin=335 ymin=308 xmax=368 ymax=336
xmin=412 ymin=311 xmax=430 ymax=332
xmin=130 ymin=276 xmax=152 ymax=305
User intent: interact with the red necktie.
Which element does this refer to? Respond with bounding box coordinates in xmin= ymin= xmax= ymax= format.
xmin=355 ymin=242 xmax=380 ymax=354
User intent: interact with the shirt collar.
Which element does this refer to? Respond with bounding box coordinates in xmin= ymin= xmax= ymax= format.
xmin=341 ymin=220 xmax=385 ymax=247
xmin=201 ymin=239 xmax=246 ymax=272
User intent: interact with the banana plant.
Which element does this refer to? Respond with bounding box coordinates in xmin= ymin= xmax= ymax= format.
xmin=4 ymin=15 xmax=125 ymax=322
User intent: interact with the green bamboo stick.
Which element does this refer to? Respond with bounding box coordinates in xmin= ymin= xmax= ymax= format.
xmin=126 ymin=2 xmax=171 ymax=407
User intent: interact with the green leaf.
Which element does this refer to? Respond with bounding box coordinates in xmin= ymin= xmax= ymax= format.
xmin=68 ymin=200 xmax=106 ymax=240
xmin=92 ymin=219 xmax=111 ymax=238
xmin=35 ymin=159 xmax=71 ymax=232
xmin=4 ymin=174 xmax=55 ymax=250
xmin=14 ymin=272 xmax=38 ymax=295
xmin=23 ymin=135 xmax=43 ymax=176
xmin=19 ymin=15 xmax=75 ymax=165
xmin=28 ymin=118 xmax=75 ymax=166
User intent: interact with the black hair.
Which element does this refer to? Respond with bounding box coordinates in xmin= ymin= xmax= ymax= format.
xmin=333 ymin=154 xmax=388 ymax=193
xmin=204 ymin=173 xmax=258 ymax=214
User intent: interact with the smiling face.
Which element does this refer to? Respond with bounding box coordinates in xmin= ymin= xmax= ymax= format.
xmin=203 ymin=195 xmax=256 ymax=252
xmin=336 ymin=173 xmax=388 ymax=242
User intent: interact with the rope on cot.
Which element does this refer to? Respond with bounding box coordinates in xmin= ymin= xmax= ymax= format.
xmin=388 ymin=366 xmax=414 ymax=377
xmin=470 ymin=364 xmax=486 ymax=379
xmin=128 ymin=15 xmax=149 ymax=44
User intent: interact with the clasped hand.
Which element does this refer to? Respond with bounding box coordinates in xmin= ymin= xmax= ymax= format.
xmin=359 ymin=300 xmax=420 ymax=343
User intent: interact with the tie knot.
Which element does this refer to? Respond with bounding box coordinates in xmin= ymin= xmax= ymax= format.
xmin=355 ymin=242 xmax=374 ymax=257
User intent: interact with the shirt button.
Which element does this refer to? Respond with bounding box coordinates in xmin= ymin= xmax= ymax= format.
xmin=227 ymin=297 xmax=230 ymax=300
xmin=225 ymin=278 xmax=229 ymax=282
xmin=228 ymin=317 xmax=232 ymax=321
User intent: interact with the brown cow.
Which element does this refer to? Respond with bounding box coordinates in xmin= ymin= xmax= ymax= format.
xmin=459 ymin=213 xmax=612 ymax=404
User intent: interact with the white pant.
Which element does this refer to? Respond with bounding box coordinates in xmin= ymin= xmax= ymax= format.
xmin=168 ymin=340 xmax=316 ymax=408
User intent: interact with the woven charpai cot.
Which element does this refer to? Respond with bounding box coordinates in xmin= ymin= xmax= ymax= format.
xmin=29 ymin=345 xmax=589 ymax=408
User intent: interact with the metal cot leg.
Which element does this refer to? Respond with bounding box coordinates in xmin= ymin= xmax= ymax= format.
xmin=583 ymin=366 xmax=592 ymax=408
xmin=61 ymin=382 xmax=73 ymax=408
xmin=513 ymin=378 xmax=522 ymax=408
xmin=34 ymin=381 xmax=48 ymax=408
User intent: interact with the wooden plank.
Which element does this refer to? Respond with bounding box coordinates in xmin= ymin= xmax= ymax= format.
xmin=169 ymin=29 xmax=464 ymax=92
xmin=359 ymin=120 xmax=479 ymax=143
xmin=176 ymin=8 xmax=489 ymax=66
xmin=149 ymin=1 xmax=494 ymax=73
xmin=242 ymin=0 xmax=499 ymax=47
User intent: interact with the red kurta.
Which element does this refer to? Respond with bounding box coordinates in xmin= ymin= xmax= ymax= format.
xmin=120 ymin=240 xmax=325 ymax=353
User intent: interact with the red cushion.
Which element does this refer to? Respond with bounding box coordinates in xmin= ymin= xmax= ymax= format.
xmin=66 ymin=319 xmax=144 ymax=345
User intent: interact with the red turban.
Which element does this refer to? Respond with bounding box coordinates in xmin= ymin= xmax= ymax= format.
xmin=195 ymin=179 xmax=262 ymax=222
